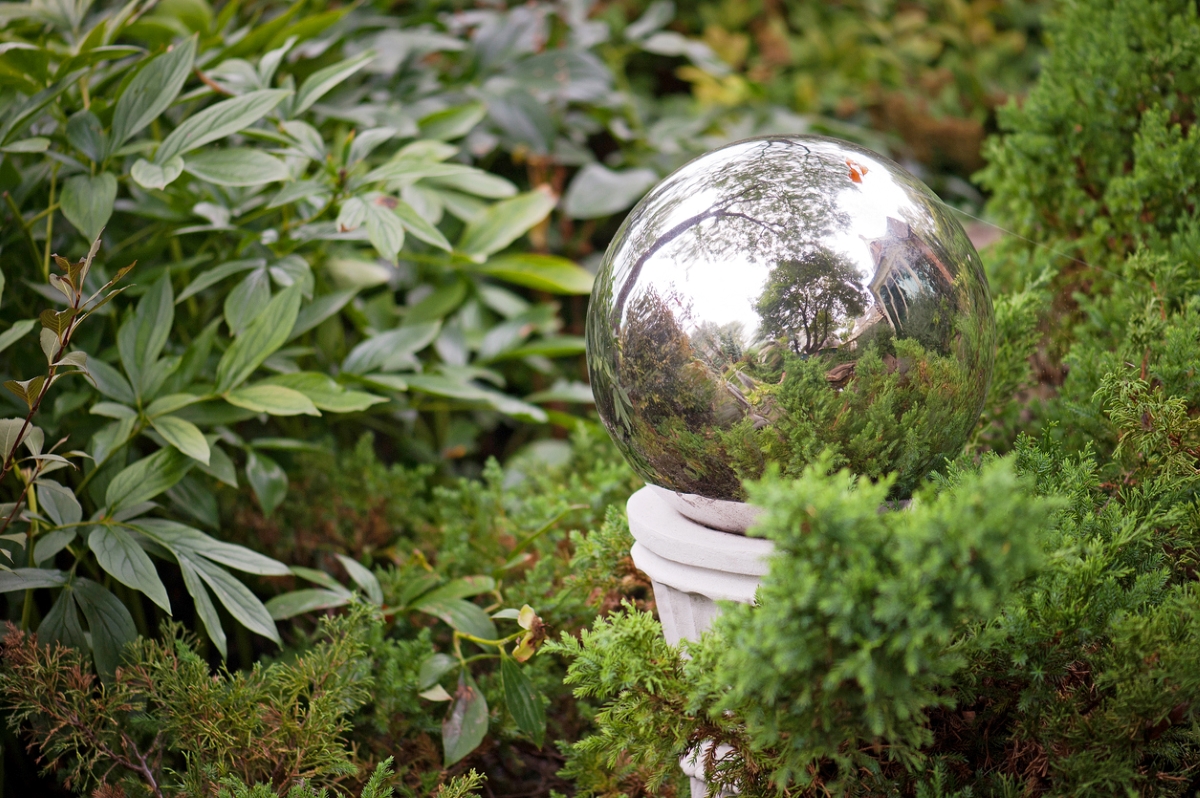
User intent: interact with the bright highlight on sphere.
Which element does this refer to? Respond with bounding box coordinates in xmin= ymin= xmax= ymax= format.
xmin=586 ymin=135 xmax=996 ymax=531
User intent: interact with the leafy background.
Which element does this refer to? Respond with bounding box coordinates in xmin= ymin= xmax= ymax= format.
xmin=0 ymin=0 xmax=1073 ymax=796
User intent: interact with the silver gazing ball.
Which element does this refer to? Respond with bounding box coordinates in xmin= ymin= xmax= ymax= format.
xmin=586 ymin=136 xmax=996 ymax=532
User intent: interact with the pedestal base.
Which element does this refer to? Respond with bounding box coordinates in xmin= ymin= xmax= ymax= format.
xmin=627 ymin=486 xmax=771 ymax=646
xmin=626 ymin=487 xmax=773 ymax=795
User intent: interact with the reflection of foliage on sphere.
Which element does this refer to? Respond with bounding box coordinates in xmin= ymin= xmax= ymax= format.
xmin=727 ymin=340 xmax=983 ymax=497
xmin=586 ymin=135 xmax=996 ymax=501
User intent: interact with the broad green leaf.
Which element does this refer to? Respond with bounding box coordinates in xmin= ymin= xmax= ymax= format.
xmin=73 ymin=578 xmax=138 ymax=682
xmin=279 ymin=120 xmax=325 ymax=159
xmin=291 ymin=566 xmax=345 ymax=591
xmin=223 ymin=267 xmax=271 ymax=335
xmin=291 ymin=50 xmax=375 ymax=116
xmin=246 ymin=450 xmax=287 ymax=516
xmin=130 ymin=155 xmax=184 ymax=190
xmin=325 ymin=257 xmax=390 ymax=290
xmin=66 ymin=110 xmax=106 ymax=162
xmin=0 ymin=567 xmax=68 ymax=592
xmin=418 ymin=653 xmax=459 ymax=690
xmin=117 ymin=274 xmax=173 ymax=396
xmin=269 ymin=179 xmax=331 ymax=209
xmin=39 ymin=307 xmax=76 ymax=337
xmin=0 ymin=137 xmax=50 ymax=153
xmin=348 ymin=127 xmax=397 ymax=164
xmin=226 ymin=384 xmax=320 ymax=416
xmin=34 ymin=529 xmax=76 ymax=565
xmin=38 ymin=586 xmax=87 ymax=657
xmin=86 ymin=358 xmax=135 ymax=403
xmin=458 ymin=186 xmax=557 ymax=260
xmin=0 ymin=418 xmax=30 ymax=463
xmin=214 ymin=284 xmax=302 ymax=392
xmin=443 ymin=672 xmax=488 ymax=766
xmin=362 ymin=160 xmax=476 ymax=185
xmin=244 ymin=438 xmax=324 ymax=453
xmin=198 ymin=443 xmax=238 ymax=488
xmin=268 ymin=255 xmax=314 ymax=297
xmin=501 ymin=656 xmax=546 ymax=746
xmin=625 ymin=0 xmax=673 ymax=40
xmin=524 ymin=380 xmax=596 ymax=403
xmin=418 ymin=102 xmax=487 ymax=141
xmin=90 ymin=418 xmax=136 ymax=467
xmin=265 ymin=588 xmax=351 ymax=619
xmin=5 ymin=375 xmax=44 ymax=409
xmin=478 ymin=254 xmax=593 ymax=294
xmin=489 ymin=336 xmax=588 ymax=362
xmin=21 ymin=425 xmax=42 ymax=456
xmin=60 ymin=172 xmax=117 ymax=242
xmin=145 ymin=393 xmax=204 ymax=418
xmin=187 ymin=553 xmax=280 ymax=643
xmin=88 ymin=525 xmax=170 ymax=612
xmin=407 ymin=281 xmax=468 ymax=324
xmin=414 ymin=576 xmax=496 ymax=605
xmin=363 ymin=197 xmax=406 ymax=261
xmin=162 ymin=316 xmax=217 ymax=394
xmin=420 ymin=685 xmax=453 ymax=701
xmin=394 ymin=199 xmax=451 ymax=251
xmin=166 ymin=474 xmax=219 ymax=529
xmin=398 ymin=573 xmax=442 ymax=607
xmin=36 ymin=481 xmax=81 ymax=526
xmin=0 ymin=69 xmax=81 ymax=146
xmin=404 ymin=375 xmax=548 ymax=423
xmin=342 ymin=322 xmax=441 ymax=374
xmin=175 ymin=401 xmax=257 ymax=426
xmin=156 ymin=88 xmax=291 ymax=164
xmin=184 ymin=148 xmax=290 ymax=186
xmin=135 ymin=518 xmax=289 ymax=575
xmin=562 ymin=163 xmax=658 ymax=219
xmin=151 ymin=415 xmax=210 ymax=464
xmin=336 ymin=196 xmax=367 ymax=230
xmin=260 ymin=372 xmax=386 ymax=413
xmin=0 ymin=318 xmax=37 ymax=355
xmin=178 ymin=556 xmax=226 ymax=657
xmin=334 ymin=553 xmax=383 ymax=604
xmin=428 ymin=170 xmax=516 ymax=198
xmin=176 ymin=258 xmax=264 ymax=303
xmin=105 ymin=447 xmax=194 ymax=513
xmin=110 ymin=36 xmax=197 ymax=150
xmin=415 ymin=597 xmax=497 ymax=641
xmin=289 ymin=288 xmax=355 ymax=338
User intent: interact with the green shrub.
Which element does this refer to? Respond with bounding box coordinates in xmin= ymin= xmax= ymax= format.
xmin=552 ymin=1 xmax=1200 ymax=795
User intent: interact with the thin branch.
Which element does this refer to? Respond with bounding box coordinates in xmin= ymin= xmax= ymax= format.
xmin=121 ymin=731 xmax=165 ymax=798
xmin=193 ymin=67 xmax=233 ymax=96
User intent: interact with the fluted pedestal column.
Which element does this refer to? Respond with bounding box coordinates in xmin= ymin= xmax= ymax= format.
xmin=626 ymin=486 xmax=772 ymax=798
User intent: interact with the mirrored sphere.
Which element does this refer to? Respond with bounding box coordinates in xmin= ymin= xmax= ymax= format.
xmin=586 ymin=136 xmax=995 ymax=531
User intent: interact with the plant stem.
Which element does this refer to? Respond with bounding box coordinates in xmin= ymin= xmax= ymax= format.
xmin=454 ymin=630 xmax=522 ymax=648
xmin=26 ymin=203 xmax=61 ymax=225
xmin=504 ymin=504 xmax=590 ymax=564
xmin=42 ymin=163 xmax=59 ymax=281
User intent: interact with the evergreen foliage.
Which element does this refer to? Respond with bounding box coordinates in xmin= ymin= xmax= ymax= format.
xmin=1 ymin=604 xmax=377 ymax=796
xmin=552 ymin=0 xmax=1200 ymax=795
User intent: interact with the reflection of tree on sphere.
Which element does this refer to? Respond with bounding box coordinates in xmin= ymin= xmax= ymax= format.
xmin=586 ymin=135 xmax=996 ymax=517
xmin=754 ymin=251 xmax=867 ymax=355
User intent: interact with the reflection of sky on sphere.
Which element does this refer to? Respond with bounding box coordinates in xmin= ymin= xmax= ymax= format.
xmin=628 ymin=139 xmax=926 ymax=344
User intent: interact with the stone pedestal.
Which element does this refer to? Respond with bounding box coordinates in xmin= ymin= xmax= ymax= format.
xmin=626 ymin=486 xmax=773 ymax=797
